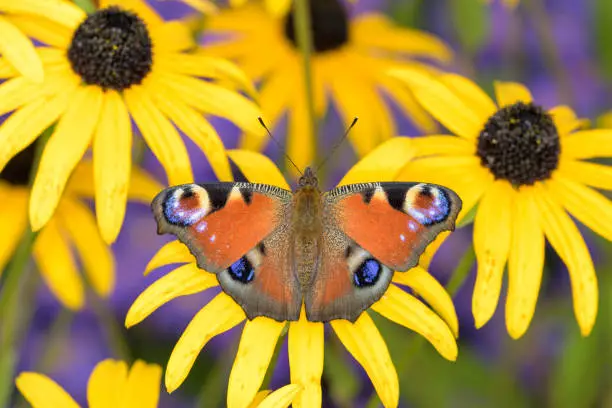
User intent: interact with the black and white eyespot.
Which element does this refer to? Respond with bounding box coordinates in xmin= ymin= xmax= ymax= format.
xmin=225 ymin=245 xmax=264 ymax=285
xmin=346 ymin=245 xmax=392 ymax=289
xmin=162 ymin=185 xmax=210 ymax=227
xmin=404 ymin=184 xmax=451 ymax=226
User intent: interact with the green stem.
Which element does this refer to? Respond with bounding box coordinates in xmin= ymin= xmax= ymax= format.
xmin=0 ymin=130 xmax=52 ymax=408
xmin=293 ymin=0 xmax=319 ymax=164
xmin=74 ymin=0 xmax=96 ymax=14
xmin=90 ymin=292 xmax=132 ymax=362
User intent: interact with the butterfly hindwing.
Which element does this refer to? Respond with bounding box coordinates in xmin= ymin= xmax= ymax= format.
xmin=326 ymin=182 xmax=462 ymax=271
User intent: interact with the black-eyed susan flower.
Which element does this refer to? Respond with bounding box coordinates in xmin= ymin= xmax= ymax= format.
xmin=203 ymin=0 xmax=451 ymax=170
xmin=0 ymin=0 xmax=261 ymax=244
xmin=387 ymin=71 xmax=612 ymax=338
xmin=16 ymin=359 xmax=162 ymax=408
xmin=0 ymin=145 xmax=161 ymax=310
xmin=125 ymin=149 xmax=459 ymax=408
xmin=0 ymin=0 xmax=83 ymax=82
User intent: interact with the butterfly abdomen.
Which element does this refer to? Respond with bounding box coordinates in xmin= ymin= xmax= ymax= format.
xmin=291 ymin=186 xmax=323 ymax=290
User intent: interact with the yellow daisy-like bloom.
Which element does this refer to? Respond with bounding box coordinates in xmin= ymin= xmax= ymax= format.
xmin=0 ymin=0 xmax=82 ymax=82
xmin=204 ymin=0 xmax=451 ymax=170
xmin=388 ymin=70 xmax=612 ymax=338
xmin=16 ymin=359 xmax=162 ymax=408
xmin=0 ymin=146 xmax=161 ymax=309
xmin=126 ymin=148 xmax=459 ymax=408
xmin=0 ymin=0 xmax=261 ymax=244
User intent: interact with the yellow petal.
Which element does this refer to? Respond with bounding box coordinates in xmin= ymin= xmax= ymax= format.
xmin=0 ymin=89 xmax=71 ymax=173
xmin=338 ymin=138 xmax=414 ymax=185
xmin=227 ymin=149 xmax=290 ymax=189
xmin=557 ymin=158 xmax=612 ymax=191
xmin=331 ymin=314 xmax=398 ymax=408
xmin=6 ymin=14 xmax=73 ymax=48
xmin=58 ymin=198 xmax=115 ymax=298
xmin=124 ymin=85 xmax=193 ymax=185
xmin=30 ymin=86 xmax=103 ymax=232
xmin=166 ymin=293 xmax=245 ymax=393
xmin=33 ymin=218 xmax=84 ymax=310
xmin=388 ymin=68 xmax=485 ymax=139
xmin=265 ymin=0 xmax=290 ymax=15
xmin=88 ymin=359 xmax=128 ymax=408
xmin=144 ymin=240 xmax=195 ymax=275
xmin=441 ymin=74 xmax=497 ymax=119
xmin=561 ymin=129 xmax=612 ymax=159
xmin=0 ymin=16 xmax=43 ymax=82
xmin=125 ymin=263 xmax=218 ymax=328
xmin=534 ymin=187 xmax=598 ymax=336
xmin=493 ymin=81 xmax=533 ymax=107
xmin=0 ymin=190 xmax=27 ymax=275
xmin=151 ymin=89 xmax=232 ymax=182
xmin=410 ymin=135 xmax=476 ymax=157
xmin=392 ymin=266 xmax=459 ymax=337
xmin=16 ymin=372 xmax=80 ymax=408
xmin=472 ymin=181 xmax=514 ymax=328
xmin=176 ymin=0 xmax=218 ymax=14
xmin=548 ymin=105 xmax=583 ymax=136
xmin=1 ymin=0 xmax=86 ymax=28
xmin=288 ymin=312 xmax=324 ymax=408
xmin=150 ymin=21 xmax=195 ymax=53
xmin=156 ymin=72 xmax=262 ymax=135
xmin=505 ymin=187 xmax=545 ymax=339
xmin=378 ymin=75 xmax=437 ymax=133
xmin=228 ymin=318 xmax=285 ymax=408
xmin=121 ymin=361 xmax=162 ymax=408
xmin=352 ymin=14 xmax=452 ymax=62
xmin=256 ymin=384 xmax=302 ymax=408
xmin=372 ymin=284 xmax=458 ymax=360
xmin=93 ymin=91 xmax=132 ymax=244
xmin=547 ymin=176 xmax=612 ymax=241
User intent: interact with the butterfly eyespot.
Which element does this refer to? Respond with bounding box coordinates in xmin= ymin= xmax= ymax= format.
xmin=353 ymin=259 xmax=381 ymax=287
xmin=228 ymin=256 xmax=255 ymax=283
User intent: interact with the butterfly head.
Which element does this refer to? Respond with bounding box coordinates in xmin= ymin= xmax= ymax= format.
xmin=298 ymin=167 xmax=319 ymax=189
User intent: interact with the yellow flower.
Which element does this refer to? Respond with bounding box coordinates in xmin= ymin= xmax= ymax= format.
xmin=125 ymin=148 xmax=459 ymax=408
xmin=0 ymin=0 xmax=261 ymax=244
xmin=0 ymin=0 xmax=82 ymax=82
xmin=16 ymin=359 xmax=162 ymax=408
xmin=203 ymin=0 xmax=451 ymax=170
xmin=0 ymin=145 xmax=161 ymax=309
xmin=388 ymin=70 xmax=612 ymax=338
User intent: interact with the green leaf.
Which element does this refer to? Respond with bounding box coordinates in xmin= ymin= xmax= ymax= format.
xmin=450 ymin=0 xmax=490 ymax=54
xmin=594 ymin=0 xmax=612 ymax=81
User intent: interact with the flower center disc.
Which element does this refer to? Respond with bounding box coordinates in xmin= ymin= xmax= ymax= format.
xmin=284 ymin=0 xmax=349 ymax=53
xmin=0 ymin=143 xmax=36 ymax=185
xmin=67 ymin=7 xmax=153 ymax=91
xmin=477 ymin=102 xmax=561 ymax=186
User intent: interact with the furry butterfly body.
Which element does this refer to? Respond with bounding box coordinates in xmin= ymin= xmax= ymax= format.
xmin=152 ymin=168 xmax=462 ymax=323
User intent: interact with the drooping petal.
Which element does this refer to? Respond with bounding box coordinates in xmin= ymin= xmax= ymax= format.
xmin=227 ymin=318 xmax=285 ymax=408
xmin=256 ymin=384 xmax=302 ymax=408
xmin=228 ymin=149 xmax=290 ymax=189
xmin=288 ymin=312 xmax=324 ymax=408
xmin=331 ymin=314 xmax=398 ymax=408
xmin=93 ymin=90 xmax=132 ymax=244
xmin=387 ymin=68 xmax=485 ymax=139
xmin=547 ymin=176 xmax=612 ymax=241
xmin=16 ymin=372 xmax=80 ymax=408
xmin=0 ymin=189 xmax=27 ymax=274
xmin=144 ymin=240 xmax=194 ymax=275
xmin=548 ymin=105 xmax=583 ymax=136
xmin=33 ymin=218 xmax=84 ymax=310
xmin=6 ymin=14 xmax=74 ymax=48
xmin=166 ymin=293 xmax=245 ymax=393
xmin=378 ymin=75 xmax=437 ymax=133
xmin=560 ymin=129 xmax=612 ymax=159
xmin=493 ymin=81 xmax=533 ymax=107
xmin=58 ymin=198 xmax=115 ymax=298
xmin=125 ymin=264 xmax=218 ymax=328
xmin=150 ymin=21 xmax=195 ymax=53
xmin=122 ymin=361 xmax=162 ymax=408
xmin=472 ymin=181 xmax=514 ymax=328
xmin=29 ymin=86 xmax=103 ymax=231
xmin=88 ymin=359 xmax=128 ymax=408
xmin=392 ymin=266 xmax=459 ymax=337
xmin=505 ymin=187 xmax=545 ymax=339
xmin=0 ymin=16 xmax=43 ymax=82
xmin=371 ymin=284 xmax=457 ymax=360
xmin=124 ymin=85 xmax=193 ymax=185
xmin=534 ymin=187 xmax=598 ymax=336
xmin=557 ymin=158 xmax=612 ymax=191
xmin=441 ymin=74 xmax=497 ymax=119
xmin=1 ymin=0 xmax=86 ymax=28
xmin=338 ymin=138 xmax=414 ymax=185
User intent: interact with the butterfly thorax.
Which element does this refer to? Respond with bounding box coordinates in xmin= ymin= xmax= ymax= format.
xmin=292 ymin=173 xmax=323 ymax=291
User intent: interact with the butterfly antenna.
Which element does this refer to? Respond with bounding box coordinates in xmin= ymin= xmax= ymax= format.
xmin=257 ymin=117 xmax=303 ymax=176
xmin=315 ymin=117 xmax=358 ymax=173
